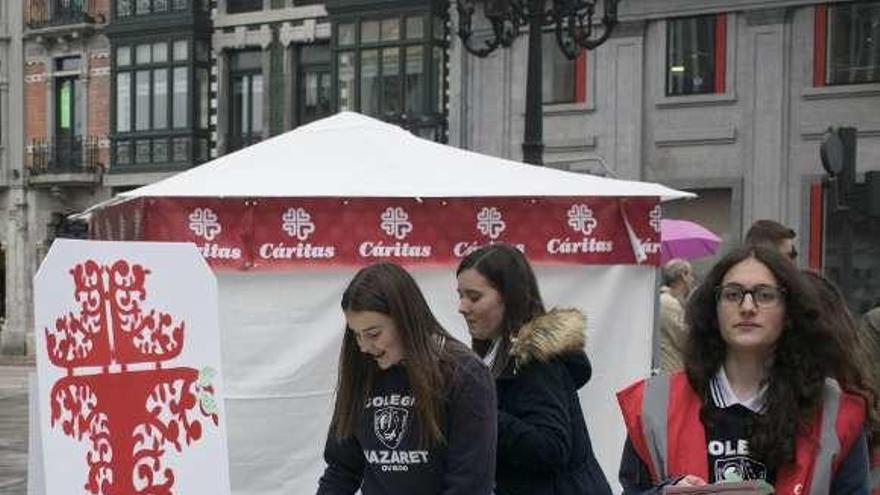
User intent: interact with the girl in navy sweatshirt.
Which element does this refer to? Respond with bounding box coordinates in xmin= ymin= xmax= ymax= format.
xmin=317 ymin=262 xmax=497 ymax=495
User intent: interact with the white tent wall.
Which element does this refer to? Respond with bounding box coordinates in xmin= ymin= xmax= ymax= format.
xmin=217 ymin=264 xmax=656 ymax=494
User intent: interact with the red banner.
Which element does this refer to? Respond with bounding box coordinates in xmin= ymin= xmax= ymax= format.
xmin=94 ymin=197 xmax=663 ymax=270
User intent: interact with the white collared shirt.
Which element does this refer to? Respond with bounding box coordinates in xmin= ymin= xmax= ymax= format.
xmin=482 ymin=338 xmax=501 ymax=368
xmin=709 ymin=366 xmax=768 ymax=413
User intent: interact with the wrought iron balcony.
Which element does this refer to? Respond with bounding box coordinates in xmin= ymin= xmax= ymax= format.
xmin=28 ymin=136 xmax=103 ymax=176
xmin=27 ymin=0 xmax=103 ymax=30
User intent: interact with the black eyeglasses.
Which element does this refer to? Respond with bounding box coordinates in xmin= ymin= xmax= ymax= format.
xmin=715 ymin=284 xmax=786 ymax=308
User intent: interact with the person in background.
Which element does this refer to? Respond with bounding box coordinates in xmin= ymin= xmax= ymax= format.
xmin=802 ymin=271 xmax=880 ymax=495
xmin=456 ymin=243 xmax=612 ymax=495
xmin=744 ymin=219 xmax=798 ymax=261
xmin=317 ymin=262 xmax=496 ymax=495
xmin=658 ymin=258 xmax=696 ymax=373
xmin=618 ymin=246 xmax=870 ymax=494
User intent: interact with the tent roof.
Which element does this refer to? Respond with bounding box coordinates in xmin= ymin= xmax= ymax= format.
xmin=119 ymin=112 xmax=692 ymax=201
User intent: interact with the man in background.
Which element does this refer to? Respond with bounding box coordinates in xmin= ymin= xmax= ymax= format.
xmin=745 ymin=219 xmax=798 ymax=261
xmin=658 ymin=258 xmax=695 ymax=373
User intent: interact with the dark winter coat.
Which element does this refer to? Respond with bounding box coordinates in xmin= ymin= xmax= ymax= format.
xmin=494 ymin=308 xmax=612 ymax=495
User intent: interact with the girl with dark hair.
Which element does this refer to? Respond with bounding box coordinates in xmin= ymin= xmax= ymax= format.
xmin=317 ymin=262 xmax=496 ymax=495
xmin=617 ymin=246 xmax=871 ymax=494
xmin=456 ymin=243 xmax=612 ymax=495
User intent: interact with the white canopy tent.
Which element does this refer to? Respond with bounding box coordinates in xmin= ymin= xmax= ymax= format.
xmin=82 ymin=112 xmax=691 ymax=494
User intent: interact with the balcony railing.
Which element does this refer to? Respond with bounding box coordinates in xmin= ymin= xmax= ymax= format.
xmin=27 ymin=0 xmax=103 ymax=29
xmin=28 ymin=136 xmax=103 ymax=175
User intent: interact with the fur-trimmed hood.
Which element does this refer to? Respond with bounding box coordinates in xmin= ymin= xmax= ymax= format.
xmin=509 ymin=307 xmax=592 ymax=387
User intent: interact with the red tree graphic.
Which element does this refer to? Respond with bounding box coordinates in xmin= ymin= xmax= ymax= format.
xmin=44 ymin=259 xmax=220 ymax=495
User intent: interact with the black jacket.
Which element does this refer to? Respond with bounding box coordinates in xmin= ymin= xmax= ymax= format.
xmin=494 ymin=308 xmax=612 ymax=495
xmin=317 ymin=338 xmax=497 ymax=495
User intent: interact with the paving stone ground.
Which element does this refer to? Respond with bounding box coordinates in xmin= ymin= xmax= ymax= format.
xmin=0 ymin=362 xmax=33 ymax=495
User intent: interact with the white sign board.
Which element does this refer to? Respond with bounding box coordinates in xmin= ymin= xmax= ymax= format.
xmin=32 ymin=239 xmax=230 ymax=495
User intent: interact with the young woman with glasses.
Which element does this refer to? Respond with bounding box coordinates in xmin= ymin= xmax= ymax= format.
xmin=617 ymin=246 xmax=871 ymax=494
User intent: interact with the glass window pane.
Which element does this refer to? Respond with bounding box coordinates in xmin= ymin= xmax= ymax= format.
xmin=382 ymin=47 xmax=400 ymax=115
xmin=135 ymin=70 xmax=150 ymax=131
xmin=231 ymin=76 xmax=247 ymax=139
xmin=116 ymin=73 xmax=131 ymax=132
xmin=337 ymin=51 xmax=355 ymax=111
xmin=381 ymin=18 xmax=400 ymax=41
xmin=666 ymin=16 xmax=716 ymax=96
xmin=117 ymin=0 xmax=132 ymax=17
xmin=338 ymin=23 xmax=355 ymax=46
xmin=173 ymin=67 xmax=188 ymax=128
xmin=116 ymin=140 xmax=131 ymax=165
xmin=827 ymin=3 xmax=880 ymax=85
xmin=360 ymin=49 xmax=380 ymax=116
xmin=302 ymin=69 xmax=331 ymax=123
xmin=195 ymin=40 xmax=210 ymax=62
xmin=137 ymin=0 xmax=150 ymax=15
xmin=405 ymin=46 xmax=424 ymax=114
xmin=153 ymin=42 xmax=168 ymax=63
xmin=542 ymin=31 xmax=574 ymax=103
xmin=136 ymin=44 xmax=151 ymax=64
xmin=362 ymin=20 xmax=380 ymax=43
xmin=251 ymin=74 xmax=263 ymax=133
xmin=153 ymin=68 xmax=168 ymax=129
xmin=406 ymin=16 xmax=424 ymax=40
xmin=155 ymin=0 xmax=168 ymax=12
xmin=56 ymin=57 xmax=80 ymax=72
xmin=173 ymin=40 xmax=188 ymax=61
xmin=231 ymin=50 xmax=261 ymax=71
xmin=174 ymin=0 xmax=188 ymax=11
xmin=58 ymin=80 xmax=72 ymax=130
xmin=116 ymin=46 xmax=131 ymax=67
xmin=198 ymin=68 xmax=210 ymax=130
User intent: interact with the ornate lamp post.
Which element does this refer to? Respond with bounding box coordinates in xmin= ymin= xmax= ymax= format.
xmin=455 ymin=0 xmax=619 ymax=165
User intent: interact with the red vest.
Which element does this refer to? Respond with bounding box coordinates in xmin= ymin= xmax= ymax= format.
xmin=618 ymin=371 xmax=866 ymax=495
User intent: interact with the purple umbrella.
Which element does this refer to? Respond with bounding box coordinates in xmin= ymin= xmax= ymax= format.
xmin=660 ymin=218 xmax=722 ymax=263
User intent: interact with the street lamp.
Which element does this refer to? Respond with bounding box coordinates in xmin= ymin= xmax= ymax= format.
xmin=455 ymin=0 xmax=619 ymax=165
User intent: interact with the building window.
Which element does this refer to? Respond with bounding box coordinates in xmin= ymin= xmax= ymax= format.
xmin=228 ymin=50 xmax=263 ymax=151
xmin=666 ymin=14 xmax=726 ymax=96
xmin=116 ymin=41 xmax=188 ymax=133
xmin=53 ymin=57 xmax=84 ymax=170
xmin=115 ymin=0 xmax=190 ymax=18
xmin=113 ymin=37 xmax=210 ymax=168
xmin=815 ymin=2 xmax=880 ymax=86
xmin=333 ymin=12 xmax=446 ymax=141
xmin=542 ymin=32 xmax=587 ymax=104
xmin=226 ymin=0 xmax=262 ymax=14
xmin=297 ymin=43 xmax=332 ymax=126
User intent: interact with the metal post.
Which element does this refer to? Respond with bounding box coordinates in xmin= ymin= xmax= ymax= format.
xmin=522 ymin=0 xmax=544 ymax=165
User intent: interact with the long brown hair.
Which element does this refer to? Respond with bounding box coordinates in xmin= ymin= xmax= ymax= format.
xmin=684 ymin=246 xmax=857 ymax=468
xmin=801 ymin=270 xmax=880 ymax=450
xmin=331 ymin=262 xmax=455 ymax=447
xmin=456 ymin=244 xmax=546 ymax=378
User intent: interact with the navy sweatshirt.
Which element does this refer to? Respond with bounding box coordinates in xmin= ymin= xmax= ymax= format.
xmin=317 ymin=342 xmax=497 ymax=495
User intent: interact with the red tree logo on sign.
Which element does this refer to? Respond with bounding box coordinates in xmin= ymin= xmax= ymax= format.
xmin=44 ymin=259 xmax=219 ymax=495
